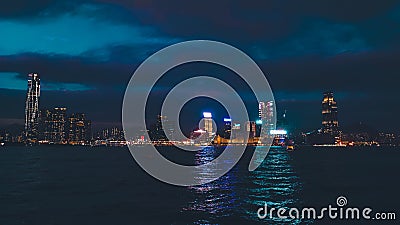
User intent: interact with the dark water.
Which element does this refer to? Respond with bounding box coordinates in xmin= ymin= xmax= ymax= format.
xmin=0 ymin=146 xmax=399 ymax=225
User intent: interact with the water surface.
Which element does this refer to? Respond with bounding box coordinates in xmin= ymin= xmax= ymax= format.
xmin=0 ymin=146 xmax=398 ymax=224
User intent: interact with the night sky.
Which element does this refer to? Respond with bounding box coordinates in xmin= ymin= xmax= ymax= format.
xmin=0 ymin=0 xmax=399 ymax=132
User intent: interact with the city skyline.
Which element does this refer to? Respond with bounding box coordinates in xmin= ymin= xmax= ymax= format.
xmin=22 ymin=73 xmax=93 ymax=145
xmin=1 ymin=73 xmax=398 ymax=135
xmin=1 ymin=73 xmax=398 ymax=147
xmin=1 ymin=72 xmax=399 ymax=138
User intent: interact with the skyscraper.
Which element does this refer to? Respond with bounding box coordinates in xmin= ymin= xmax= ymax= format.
xmin=223 ymin=118 xmax=232 ymax=139
xmin=246 ymin=121 xmax=256 ymax=138
xmin=258 ymin=101 xmax=274 ymax=136
xmin=152 ymin=115 xmax=168 ymax=141
xmin=66 ymin=113 xmax=91 ymax=144
xmin=25 ymin=73 xmax=40 ymax=143
xmin=322 ymin=91 xmax=339 ymax=133
xmin=150 ymin=115 xmax=175 ymax=142
xmin=231 ymin=122 xmax=241 ymax=141
xmin=203 ymin=112 xmax=214 ymax=138
xmin=42 ymin=108 xmax=67 ymax=144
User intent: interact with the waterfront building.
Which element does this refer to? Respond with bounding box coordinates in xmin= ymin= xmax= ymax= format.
xmin=246 ymin=121 xmax=256 ymax=138
xmin=255 ymin=119 xmax=262 ymax=138
xmin=150 ymin=115 xmax=176 ymax=142
xmin=66 ymin=113 xmax=91 ymax=144
xmin=202 ymin=112 xmax=214 ymax=138
xmin=154 ymin=115 xmax=168 ymax=141
xmin=258 ymin=101 xmax=275 ymax=135
xmin=25 ymin=73 xmax=41 ymax=143
xmin=322 ymin=91 xmax=339 ymax=133
xmin=223 ymin=118 xmax=232 ymax=139
xmin=306 ymin=91 xmax=341 ymax=145
xmin=96 ymin=127 xmax=125 ymax=141
xmin=41 ymin=107 xmax=67 ymax=144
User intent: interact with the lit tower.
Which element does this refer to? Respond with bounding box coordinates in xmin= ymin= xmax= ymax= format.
xmin=258 ymin=101 xmax=274 ymax=136
xmin=322 ymin=91 xmax=338 ymax=133
xmin=42 ymin=108 xmax=67 ymax=144
xmin=25 ymin=73 xmax=41 ymax=143
xmin=66 ymin=113 xmax=91 ymax=145
xmin=202 ymin=112 xmax=214 ymax=137
xmin=246 ymin=121 xmax=256 ymax=138
xmin=223 ymin=118 xmax=232 ymax=139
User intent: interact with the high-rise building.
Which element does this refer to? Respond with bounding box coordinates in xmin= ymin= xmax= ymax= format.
xmin=110 ymin=127 xmax=125 ymax=141
xmin=150 ymin=115 xmax=175 ymax=142
xmin=306 ymin=92 xmax=340 ymax=145
xmin=25 ymin=73 xmax=41 ymax=143
xmin=42 ymin=107 xmax=67 ymax=143
xmin=203 ymin=112 xmax=214 ymax=138
xmin=223 ymin=118 xmax=232 ymax=139
xmin=230 ymin=122 xmax=242 ymax=142
xmin=155 ymin=115 xmax=167 ymax=139
xmin=66 ymin=113 xmax=91 ymax=144
xmin=255 ymin=119 xmax=263 ymax=137
xmin=94 ymin=127 xmax=125 ymax=141
xmin=322 ymin=91 xmax=339 ymax=133
xmin=258 ymin=101 xmax=274 ymax=137
xmin=246 ymin=121 xmax=256 ymax=138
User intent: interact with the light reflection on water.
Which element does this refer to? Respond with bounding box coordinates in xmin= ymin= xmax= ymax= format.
xmin=182 ymin=146 xmax=239 ymax=224
xmin=182 ymin=146 xmax=307 ymax=224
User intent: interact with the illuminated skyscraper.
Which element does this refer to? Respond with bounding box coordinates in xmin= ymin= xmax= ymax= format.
xmin=25 ymin=73 xmax=40 ymax=143
xmin=258 ymin=101 xmax=275 ymax=136
xmin=223 ymin=118 xmax=232 ymax=139
xmin=203 ymin=112 xmax=214 ymax=137
xmin=231 ymin=122 xmax=241 ymax=141
xmin=246 ymin=121 xmax=256 ymax=138
xmin=66 ymin=113 xmax=91 ymax=144
xmin=322 ymin=91 xmax=338 ymax=133
xmin=42 ymin=107 xmax=67 ymax=143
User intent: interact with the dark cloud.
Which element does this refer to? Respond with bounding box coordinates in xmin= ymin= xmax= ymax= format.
xmin=0 ymin=52 xmax=135 ymax=86
xmin=264 ymin=49 xmax=400 ymax=93
xmin=0 ymin=0 xmax=55 ymax=18
xmin=290 ymin=0 xmax=398 ymax=22
xmin=0 ymin=0 xmax=90 ymax=21
xmin=98 ymin=0 xmax=399 ymax=41
xmin=96 ymin=0 xmax=300 ymax=42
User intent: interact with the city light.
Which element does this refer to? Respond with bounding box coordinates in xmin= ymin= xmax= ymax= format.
xmin=270 ymin=130 xmax=288 ymax=135
xmin=194 ymin=129 xmax=207 ymax=133
xmin=224 ymin=118 xmax=232 ymax=122
xmin=203 ymin=112 xmax=212 ymax=118
xmin=256 ymin=119 xmax=263 ymax=125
